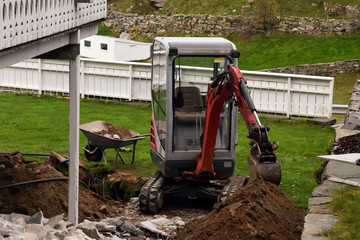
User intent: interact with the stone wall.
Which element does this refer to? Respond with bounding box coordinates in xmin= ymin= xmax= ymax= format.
xmin=104 ymin=7 xmax=360 ymax=36
xmin=343 ymin=80 xmax=360 ymax=130
xmin=265 ymin=59 xmax=360 ymax=75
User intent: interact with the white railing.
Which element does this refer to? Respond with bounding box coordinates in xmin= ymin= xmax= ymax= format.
xmin=0 ymin=0 xmax=107 ymax=51
xmin=0 ymin=58 xmax=334 ymax=118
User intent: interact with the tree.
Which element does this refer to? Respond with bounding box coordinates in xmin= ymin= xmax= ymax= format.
xmin=253 ymin=0 xmax=280 ymax=31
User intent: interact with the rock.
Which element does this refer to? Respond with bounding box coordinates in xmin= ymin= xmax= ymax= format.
xmin=78 ymin=220 xmax=105 ymax=240
xmin=301 ymin=214 xmax=338 ymax=239
xmin=321 ymin=160 xmax=360 ymax=182
xmin=45 ymin=213 xmax=64 ymax=228
xmin=6 ymin=232 xmax=38 ymax=240
xmin=0 ymin=218 xmax=25 ymax=236
xmin=95 ymin=222 xmax=116 ymax=232
xmin=26 ymin=224 xmax=49 ymax=239
xmin=140 ymin=220 xmax=169 ymax=237
xmin=27 ymin=211 xmax=45 ymax=225
xmin=100 ymin=217 xmax=125 ymax=228
xmin=10 ymin=213 xmax=30 ymax=224
xmin=100 ymin=205 xmax=108 ymax=214
xmin=119 ymin=222 xmax=142 ymax=236
xmin=311 ymin=180 xmax=346 ymax=197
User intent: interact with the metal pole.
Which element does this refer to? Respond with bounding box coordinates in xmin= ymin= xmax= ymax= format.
xmin=68 ymin=30 xmax=80 ymax=225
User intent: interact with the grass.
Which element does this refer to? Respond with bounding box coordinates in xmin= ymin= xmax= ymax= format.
xmin=332 ymin=72 xmax=360 ymax=104
xmin=129 ymin=31 xmax=360 ymax=72
xmin=233 ymin=33 xmax=360 ymax=71
xmin=326 ymin=187 xmax=360 ymax=240
xmin=0 ymin=93 xmax=334 ymax=210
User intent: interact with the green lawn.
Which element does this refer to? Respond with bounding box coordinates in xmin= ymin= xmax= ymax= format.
xmin=233 ymin=33 xmax=360 ymax=71
xmin=0 ymin=93 xmax=334 ymax=210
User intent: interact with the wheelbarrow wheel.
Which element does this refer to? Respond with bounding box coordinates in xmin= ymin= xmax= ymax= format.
xmin=84 ymin=144 xmax=103 ymax=162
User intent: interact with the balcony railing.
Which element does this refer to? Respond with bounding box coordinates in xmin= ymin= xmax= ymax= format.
xmin=1 ymin=0 xmax=107 ymax=51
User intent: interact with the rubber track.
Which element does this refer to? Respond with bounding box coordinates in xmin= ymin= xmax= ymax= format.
xmin=218 ymin=175 xmax=248 ymax=202
xmin=139 ymin=171 xmax=165 ymax=214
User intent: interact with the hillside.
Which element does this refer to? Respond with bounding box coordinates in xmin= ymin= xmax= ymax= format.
xmin=108 ymin=0 xmax=360 ymax=19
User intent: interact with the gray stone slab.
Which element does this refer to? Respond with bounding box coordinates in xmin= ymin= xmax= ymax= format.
xmin=328 ymin=176 xmax=360 ymax=187
xmin=308 ymin=205 xmax=333 ymax=214
xmin=301 ymin=214 xmax=338 ymax=240
xmin=312 ymin=180 xmax=346 ymax=197
xmin=334 ymin=128 xmax=360 ymax=142
xmin=321 ymin=161 xmax=360 ymax=182
xmin=308 ymin=197 xmax=332 ymax=208
xmin=318 ymin=153 xmax=360 ymax=165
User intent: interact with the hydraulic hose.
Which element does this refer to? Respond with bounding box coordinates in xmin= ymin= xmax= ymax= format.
xmin=0 ymin=177 xmax=89 ymax=190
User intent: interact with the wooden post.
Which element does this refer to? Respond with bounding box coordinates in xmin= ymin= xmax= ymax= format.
xmin=68 ymin=30 xmax=80 ymax=225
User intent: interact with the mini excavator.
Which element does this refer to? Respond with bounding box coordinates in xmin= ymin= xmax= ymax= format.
xmin=139 ymin=37 xmax=281 ymax=213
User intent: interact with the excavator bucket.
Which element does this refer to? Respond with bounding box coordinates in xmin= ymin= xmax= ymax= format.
xmin=248 ymin=155 xmax=282 ymax=185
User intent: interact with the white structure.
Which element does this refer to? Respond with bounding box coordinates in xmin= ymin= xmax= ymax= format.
xmin=1 ymin=58 xmax=335 ymax=118
xmin=80 ymin=35 xmax=152 ymax=61
xmin=0 ymin=0 xmax=107 ymax=224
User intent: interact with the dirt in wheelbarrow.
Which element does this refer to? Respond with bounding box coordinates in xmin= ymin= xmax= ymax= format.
xmin=95 ymin=124 xmax=138 ymax=139
xmin=0 ymin=152 xmax=124 ymax=222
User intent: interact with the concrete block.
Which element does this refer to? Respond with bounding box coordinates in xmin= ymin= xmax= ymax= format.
xmin=321 ymin=161 xmax=360 ymax=182
xmin=308 ymin=197 xmax=332 ymax=208
xmin=301 ymin=214 xmax=338 ymax=240
xmin=308 ymin=205 xmax=333 ymax=214
xmin=312 ymin=180 xmax=346 ymax=197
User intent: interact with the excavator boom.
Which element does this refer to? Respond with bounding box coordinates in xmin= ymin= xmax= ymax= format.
xmin=184 ymin=65 xmax=281 ymax=185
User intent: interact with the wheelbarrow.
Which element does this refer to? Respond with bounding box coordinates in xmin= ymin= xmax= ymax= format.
xmin=79 ymin=120 xmax=149 ymax=165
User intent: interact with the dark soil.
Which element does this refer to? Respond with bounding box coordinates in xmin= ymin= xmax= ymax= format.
xmin=333 ymin=133 xmax=360 ymax=154
xmin=175 ymin=179 xmax=305 ymax=240
xmin=0 ymin=153 xmax=124 ymax=222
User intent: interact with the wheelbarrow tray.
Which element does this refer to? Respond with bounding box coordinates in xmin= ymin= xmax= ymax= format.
xmin=79 ymin=120 xmax=146 ymax=149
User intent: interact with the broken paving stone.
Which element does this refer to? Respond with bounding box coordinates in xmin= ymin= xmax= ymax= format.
xmin=311 ymin=180 xmax=346 ymax=197
xmin=119 ymin=222 xmax=142 ymax=236
xmin=0 ymin=217 xmax=25 ymax=236
xmin=10 ymin=213 xmax=31 ymax=224
xmin=308 ymin=197 xmax=332 ymax=208
xmin=26 ymin=224 xmax=49 ymax=239
xmin=78 ymin=220 xmax=105 ymax=240
xmin=100 ymin=217 xmax=125 ymax=228
xmin=95 ymin=221 xmax=116 ymax=232
xmin=27 ymin=211 xmax=45 ymax=225
xmin=140 ymin=220 xmax=169 ymax=238
xmin=45 ymin=213 xmax=64 ymax=228
xmin=7 ymin=232 xmax=38 ymax=240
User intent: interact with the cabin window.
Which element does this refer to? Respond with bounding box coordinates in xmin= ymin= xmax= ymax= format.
xmin=100 ymin=43 xmax=108 ymax=50
xmin=84 ymin=40 xmax=91 ymax=47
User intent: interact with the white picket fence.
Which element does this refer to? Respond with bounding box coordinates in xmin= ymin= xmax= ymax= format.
xmin=0 ymin=58 xmax=334 ymax=118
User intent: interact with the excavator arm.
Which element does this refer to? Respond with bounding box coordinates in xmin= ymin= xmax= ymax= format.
xmin=184 ymin=65 xmax=281 ymax=185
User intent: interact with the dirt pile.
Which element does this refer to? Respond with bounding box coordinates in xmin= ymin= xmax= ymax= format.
xmin=333 ymin=132 xmax=360 ymax=154
xmin=0 ymin=153 xmax=123 ymax=222
xmin=175 ymin=179 xmax=305 ymax=240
